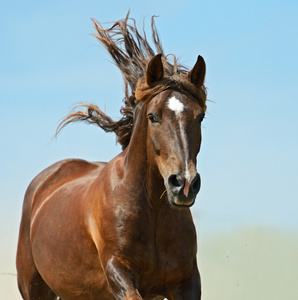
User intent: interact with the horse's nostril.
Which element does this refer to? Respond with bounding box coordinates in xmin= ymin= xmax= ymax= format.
xmin=168 ymin=173 xmax=200 ymax=196
xmin=192 ymin=174 xmax=201 ymax=192
xmin=168 ymin=174 xmax=184 ymax=188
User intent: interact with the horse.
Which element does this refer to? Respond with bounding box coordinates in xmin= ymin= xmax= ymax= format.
xmin=16 ymin=14 xmax=207 ymax=300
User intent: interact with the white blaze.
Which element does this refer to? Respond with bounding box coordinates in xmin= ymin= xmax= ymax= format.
xmin=167 ymin=96 xmax=191 ymax=183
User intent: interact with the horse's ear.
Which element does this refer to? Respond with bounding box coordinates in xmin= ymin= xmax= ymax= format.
xmin=188 ymin=55 xmax=206 ymax=88
xmin=146 ymin=54 xmax=164 ymax=86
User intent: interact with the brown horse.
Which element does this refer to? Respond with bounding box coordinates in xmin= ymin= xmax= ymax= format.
xmin=16 ymin=14 xmax=207 ymax=300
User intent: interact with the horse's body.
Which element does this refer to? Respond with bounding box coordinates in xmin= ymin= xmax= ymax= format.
xmin=17 ymin=15 xmax=207 ymax=300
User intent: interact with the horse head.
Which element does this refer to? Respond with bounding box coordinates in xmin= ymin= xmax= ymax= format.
xmin=137 ymin=54 xmax=206 ymax=207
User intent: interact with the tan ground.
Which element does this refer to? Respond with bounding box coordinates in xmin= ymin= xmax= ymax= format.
xmin=1 ymin=226 xmax=297 ymax=299
xmin=198 ymin=227 xmax=298 ymax=300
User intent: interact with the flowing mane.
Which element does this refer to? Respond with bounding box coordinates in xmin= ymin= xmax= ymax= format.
xmin=57 ymin=13 xmax=207 ymax=149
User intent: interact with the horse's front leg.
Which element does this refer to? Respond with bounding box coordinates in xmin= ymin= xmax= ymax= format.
xmin=105 ymin=256 xmax=143 ymax=300
xmin=166 ymin=270 xmax=201 ymax=300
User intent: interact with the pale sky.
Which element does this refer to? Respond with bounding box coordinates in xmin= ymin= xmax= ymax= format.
xmin=1 ymin=0 xmax=298 ymax=298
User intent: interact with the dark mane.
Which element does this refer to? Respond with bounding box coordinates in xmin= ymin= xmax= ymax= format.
xmin=57 ymin=13 xmax=207 ymax=149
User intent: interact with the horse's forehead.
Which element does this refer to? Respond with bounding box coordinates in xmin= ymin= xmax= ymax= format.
xmin=168 ymin=96 xmax=184 ymax=116
xmin=167 ymin=96 xmax=188 ymax=117
xmin=150 ymin=92 xmax=188 ymax=109
xmin=164 ymin=93 xmax=199 ymax=115
xmin=148 ymin=91 xmax=202 ymax=118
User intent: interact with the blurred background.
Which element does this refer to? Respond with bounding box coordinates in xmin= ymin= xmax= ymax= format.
xmin=1 ymin=0 xmax=297 ymax=299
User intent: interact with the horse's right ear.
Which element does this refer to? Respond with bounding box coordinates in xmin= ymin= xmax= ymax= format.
xmin=146 ymin=54 xmax=164 ymax=86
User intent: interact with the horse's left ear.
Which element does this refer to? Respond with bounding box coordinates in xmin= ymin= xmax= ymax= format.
xmin=146 ymin=54 xmax=164 ymax=86
xmin=188 ymin=55 xmax=206 ymax=88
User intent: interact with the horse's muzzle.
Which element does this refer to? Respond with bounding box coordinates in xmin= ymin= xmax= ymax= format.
xmin=166 ymin=173 xmax=201 ymax=207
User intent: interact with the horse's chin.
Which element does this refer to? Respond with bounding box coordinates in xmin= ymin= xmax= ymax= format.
xmin=167 ymin=195 xmax=196 ymax=208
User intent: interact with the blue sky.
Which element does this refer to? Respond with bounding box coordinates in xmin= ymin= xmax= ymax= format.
xmin=1 ymin=1 xmax=298 ymax=294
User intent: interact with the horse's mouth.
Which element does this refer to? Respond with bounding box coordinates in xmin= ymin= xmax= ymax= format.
xmin=167 ymin=194 xmax=196 ymax=208
xmin=169 ymin=200 xmax=195 ymax=208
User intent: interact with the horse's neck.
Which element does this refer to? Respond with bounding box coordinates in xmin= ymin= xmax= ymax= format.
xmin=122 ymin=104 xmax=165 ymax=206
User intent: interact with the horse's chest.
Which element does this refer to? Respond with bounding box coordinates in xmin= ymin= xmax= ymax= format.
xmin=157 ymin=231 xmax=196 ymax=276
xmin=145 ymin=212 xmax=197 ymax=283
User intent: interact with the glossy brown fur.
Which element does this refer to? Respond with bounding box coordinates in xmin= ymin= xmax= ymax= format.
xmin=17 ymin=15 xmax=207 ymax=300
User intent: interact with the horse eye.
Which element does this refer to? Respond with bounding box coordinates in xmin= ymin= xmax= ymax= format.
xmin=148 ymin=114 xmax=158 ymax=124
